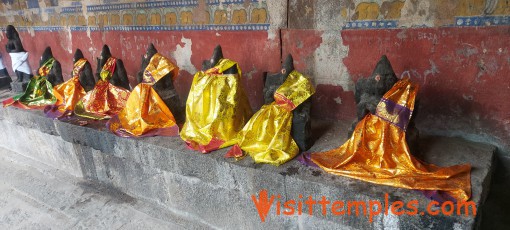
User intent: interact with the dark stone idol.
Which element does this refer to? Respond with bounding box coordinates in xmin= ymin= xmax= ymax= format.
xmin=96 ymin=45 xmax=130 ymax=90
xmin=73 ymin=49 xmax=95 ymax=91
xmin=201 ymin=45 xmax=238 ymax=74
xmin=137 ymin=43 xmax=185 ymax=124
xmin=6 ymin=25 xmax=32 ymax=92
xmin=39 ymin=47 xmax=63 ymax=86
xmin=263 ymin=54 xmax=313 ymax=151
xmin=350 ymin=55 xmax=420 ymax=154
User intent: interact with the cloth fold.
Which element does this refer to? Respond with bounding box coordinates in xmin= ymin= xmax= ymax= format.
xmin=74 ymin=57 xmax=130 ymax=120
xmin=180 ymin=59 xmax=252 ymax=153
xmin=107 ymin=53 xmax=180 ymax=137
xmin=44 ymin=58 xmax=88 ymax=119
xmin=3 ymin=58 xmax=56 ymax=109
xmin=9 ymin=52 xmax=31 ymax=75
xmin=225 ymin=70 xmax=315 ymax=166
xmin=310 ymin=78 xmax=472 ymax=201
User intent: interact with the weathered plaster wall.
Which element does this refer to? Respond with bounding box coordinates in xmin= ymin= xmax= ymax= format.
xmin=284 ymin=0 xmax=510 ymax=157
xmin=0 ymin=0 xmax=285 ymax=109
xmin=0 ymin=0 xmax=509 ymax=156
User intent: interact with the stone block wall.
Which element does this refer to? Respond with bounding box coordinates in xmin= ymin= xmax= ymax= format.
xmin=0 ymin=105 xmax=496 ymax=229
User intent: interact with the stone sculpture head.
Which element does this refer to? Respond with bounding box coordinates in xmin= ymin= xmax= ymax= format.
xmin=73 ymin=49 xmax=85 ymax=63
xmin=140 ymin=43 xmax=158 ymax=71
xmin=5 ymin=25 xmax=25 ymax=53
xmin=202 ymin=45 xmax=223 ymax=70
xmin=281 ymin=54 xmax=294 ymax=77
xmin=370 ymin=55 xmax=398 ymax=98
xmin=6 ymin=25 xmax=18 ymax=40
xmin=210 ymin=45 xmax=223 ymax=66
xmin=97 ymin=44 xmax=112 ymax=73
xmin=145 ymin=43 xmax=158 ymax=60
xmin=353 ymin=55 xmax=398 ymax=117
xmin=40 ymin=47 xmax=54 ymax=66
xmin=263 ymin=54 xmax=296 ymax=104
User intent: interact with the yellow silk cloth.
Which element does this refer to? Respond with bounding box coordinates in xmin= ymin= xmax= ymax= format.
xmin=74 ymin=57 xmax=130 ymax=120
xmin=108 ymin=53 xmax=180 ymax=137
xmin=180 ymin=59 xmax=252 ymax=153
xmin=53 ymin=59 xmax=88 ymax=111
xmin=311 ymin=78 xmax=472 ymax=201
xmin=227 ymin=71 xmax=315 ymax=166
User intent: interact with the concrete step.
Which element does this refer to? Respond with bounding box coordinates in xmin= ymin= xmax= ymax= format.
xmin=0 ymin=89 xmax=496 ymax=229
xmin=0 ymin=146 xmax=210 ymax=229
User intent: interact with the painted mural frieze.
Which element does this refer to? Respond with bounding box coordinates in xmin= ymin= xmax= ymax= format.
xmin=0 ymin=0 xmax=269 ymax=31
xmin=2 ymin=0 xmax=510 ymax=31
xmin=341 ymin=0 xmax=510 ymax=29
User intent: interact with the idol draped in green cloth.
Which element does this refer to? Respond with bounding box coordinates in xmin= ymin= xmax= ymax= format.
xmin=3 ymin=58 xmax=57 ymax=109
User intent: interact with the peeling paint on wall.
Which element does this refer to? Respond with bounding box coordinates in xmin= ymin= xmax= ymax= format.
xmin=172 ymin=36 xmax=197 ymax=75
xmin=399 ymin=0 xmax=434 ymax=27
xmin=338 ymin=0 xmax=510 ymax=29
xmin=265 ymin=0 xmax=286 ymax=40
xmin=312 ymin=31 xmax=353 ymax=91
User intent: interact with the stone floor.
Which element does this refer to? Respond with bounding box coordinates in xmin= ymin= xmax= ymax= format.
xmin=0 ymin=146 xmax=207 ymax=230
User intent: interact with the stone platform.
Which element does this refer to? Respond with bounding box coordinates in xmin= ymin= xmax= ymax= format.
xmin=10 ymin=81 xmax=28 ymax=93
xmin=0 ymin=89 xmax=495 ymax=229
xmin=0 ymin=75 xmax=12 ymax=89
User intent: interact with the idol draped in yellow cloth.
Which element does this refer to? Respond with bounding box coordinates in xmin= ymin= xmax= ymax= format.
xmin=107 ymin=53 xmax=179 ymax=137
xmin=44 ymin=59 xmax=88 ymax=118
xmin=311 ymin=78 xmax=472 ymax=201
xmin=180 ymin=59 xmax=252 ymax=153
xmin=225 ymin=71 xmax=315 ymax=166
xmin=74 ymin=57 xmax=130 ymax=120
xmin=3 ymin=58 xmax=57 ymax=109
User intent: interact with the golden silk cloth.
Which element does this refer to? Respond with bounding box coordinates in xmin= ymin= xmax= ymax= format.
xmin=107 ymin=53 xmax=180 ymax=137
xmin=311 ymin=78 xmax=472 ymax=201
xmin=180 ymin=59 xmax=252 ymax=153
xmin=74 ymin=57 xmax=130 ymax=120
xmin=3 ymin=58 xmax=57 ymax=109
xmin=44 ymin=59 xmax=88 ymax=118
xmin=226 ymin=71 xmax=315 ymax=166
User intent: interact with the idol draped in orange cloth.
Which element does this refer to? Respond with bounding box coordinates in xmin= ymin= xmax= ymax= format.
xmin=180 ymin=59 xmax=252 ymax=153
xmin=44 ymin=58 xmax=88 ymax=119
xmin=311 ymin=78 xmax=472 ymax=201
xmin=74 ymin=57 xmax=130 ymax=120
xmin=107 ymin=53 xmax=179 ymax=137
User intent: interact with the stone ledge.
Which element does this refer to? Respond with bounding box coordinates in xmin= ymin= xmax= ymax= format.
xmin=0 ymin=76 xmax=12 ymax=89
xmin=0 ymin=92 xmax=495 ymax=229
xmin=10 ymin=81 xmax=28 ymax=93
